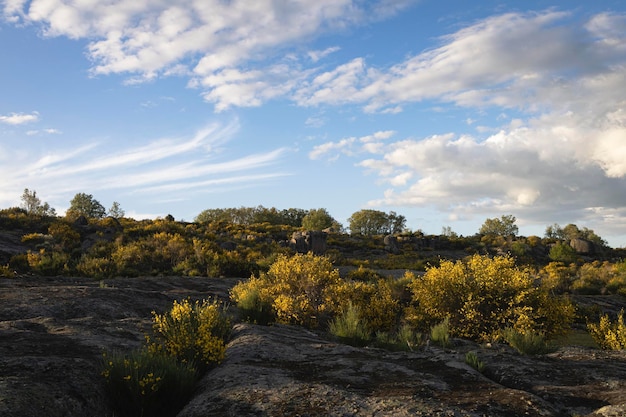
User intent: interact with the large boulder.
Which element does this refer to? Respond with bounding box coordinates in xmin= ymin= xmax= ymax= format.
xmin=383 ymin=235 xmax=400 ymax=254
xmin=570 ymin=238 xmax=594 ymax=254
xmin=290 ymin=231 xmax=327 ymax=254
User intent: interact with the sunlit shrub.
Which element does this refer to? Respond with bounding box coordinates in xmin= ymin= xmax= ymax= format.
xmin=571 ymin=261 xmax=611 ymax=294
xmin=540 ymin=262 xmax=576 ymax=293
xmin=587 ymin=309 xmax=626 ymax=350
xmin=48 ymin=222 xmax=81 ymax=251
xmin=230 ymin=253 xmax=343 ymax=328
xmin=347 ymin=266 xmax=385 ymax=282
xmin=407 ymin=254 xmax=574 ymax=341
xmin=147 ymin=298 xmax=230 ymax=373
xmin=101 ymin=349 xmax=198 ymax=417
xmin=76 ymin=255 xmax=116 ymax=279
xmin=26 ymin=249 xmax=69 ymax=275
xmin=230 ymin=276 xmax=275 ymax=324
xmin=340 ymin=279 xmax=400 ymax=333
xmin=111 ymin=241 xmax=149 ymax=276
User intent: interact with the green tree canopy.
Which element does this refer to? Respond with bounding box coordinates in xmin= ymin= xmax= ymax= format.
xmin=107 ymin=201 xmax=125 ymax=219
xmin=20 ymin=188 xmax=56 ymax=216
xmin=67 ymin=193 xmax=106 ymax=219
xmin=348 ymin=209 xmax=406 ymax=235
xmin=195 ymin=206 xmax=308 ymax=227
xmin=479 ymin=215 xmax=518 ymax=237
xmin=544 ymin=223 xmax=607 ymax=248
xmin=301 ymin=208 xmax=336 ymax=231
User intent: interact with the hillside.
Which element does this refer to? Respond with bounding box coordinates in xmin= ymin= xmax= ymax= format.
xmin=1 ymin=275 xmax=626 ymax=417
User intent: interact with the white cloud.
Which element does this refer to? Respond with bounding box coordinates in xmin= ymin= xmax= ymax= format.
xmin=0 ymin=120 xmax=288 ymax=208
xmin=3 ymin=0 xmax=414 ymax=110
xmin=307 ymin=46 xmax=341 ymax=63
xmin=0 ymin=111 xmax=39 ymax=125
xmin=309 ymin=130 xmax=396 ymax=160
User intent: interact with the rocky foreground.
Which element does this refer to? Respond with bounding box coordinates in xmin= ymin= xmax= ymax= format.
xmin=1 ymin=276 xmax=626 ymax=417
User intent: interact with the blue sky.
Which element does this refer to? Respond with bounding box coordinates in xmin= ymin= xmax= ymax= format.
xmin=1 ymin=0 xmax=626 ymax=246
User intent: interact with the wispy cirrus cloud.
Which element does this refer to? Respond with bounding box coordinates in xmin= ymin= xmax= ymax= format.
xmin=0 ymin=119 xmax=289 ymax=208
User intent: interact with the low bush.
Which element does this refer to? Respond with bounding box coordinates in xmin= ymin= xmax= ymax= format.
xmin=465 ymin=351 xmax=485 ymax=373
xmin=329 ymin=302 xmax=370 ymax=346
xmin=146 ymin=298 xmax=230 ymax=373
xmin=101 ymin=349 xmax=198 ymax=417
xmin=430 ymin=318 xmax=451 ymax=348
xmin=230 ymin=277 xmax=275 ymax=325
xmin=501 ymin=327 xmax=554 ymax=355
xmin=375 ymin=324 xmax=423 ymax=351
xmin=587 ymin=309 xmax=626 ymax=350
xmin=0 ymin=264 xmax=14 ymax=278
xmin=230 ymin=253 xmax=344 ymax=328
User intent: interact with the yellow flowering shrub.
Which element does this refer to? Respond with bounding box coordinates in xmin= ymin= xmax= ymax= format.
xmin=588 ymin=309 xmax=626 ymax=350
xmin=147 ymin=298 xmax=230 ymax=372
xmin=407 ymin=254 xmax=574 ymax=341
xmin=230 ymin=253 xmax=344 ymax=328
xmin=101 ymin=349 xmax=197 ymax=417
xmin=339 ymin=279 xmax=400 ymax=333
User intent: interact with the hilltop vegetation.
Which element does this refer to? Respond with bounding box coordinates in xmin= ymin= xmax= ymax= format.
xmin=3 ymin=191 xmax=626 ymax=416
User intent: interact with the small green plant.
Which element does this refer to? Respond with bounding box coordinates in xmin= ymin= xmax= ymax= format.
xmin=329 ymin=302 xmax=371 ymax=346
xmin=430 ymin=318 xmax=451 ymax=348
xmin=587 ymin=309 xmax=626 ymax=350
xmin=465 ymin=351 xmax=486 ymax=373
xmin=0 ymin=264 xmax=14 ymax=278
xmin=101 ymin=349 xmax=198 ymax=417
xmin=375 ymin=324 xmax=423 ymax=351
xmin=501 ymin=327 xmax=554 ymax=355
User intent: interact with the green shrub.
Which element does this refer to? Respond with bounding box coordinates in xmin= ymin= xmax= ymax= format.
xmin=375 ymin=324 xmax=423 ymax=351
xmin=329 ymin=302 xmax=371 ymax=346
xmin=465 ymin=351 xmax=485 ymax=372
xmin=430 ymin=318 xmax=451 ymax=348
xmin=146 ymin=298 xmax=231 ymax=373
xmin=101 ymin=349 xmax=198 ymax=417
xmin=587 ymin=309 xmax=626 ymax=350
xmin=501 ymin=327 xmax=554 ymax=355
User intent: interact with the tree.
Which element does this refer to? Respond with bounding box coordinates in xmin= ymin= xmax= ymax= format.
xmin=348 ymin=209 xmax=406 ymax=235
xmin=20 ymin=188 xmax=56 ymax=216
xmin=67 ymin=193 xmax=106 ymax=219
xmin=548 ymin=242 xmax=578 ymax=264
xmin=108 ymin=201 xmax=125 ymax=219
xmin=479 ymin=215 xmax=518 ymax=237
xmin=302 ymin=208 xmax=335 ymax=231
xmin=544 ymin=223 xmax=564 ymax=240
xmin=545 ymin=223 xmax=607 ymax=248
